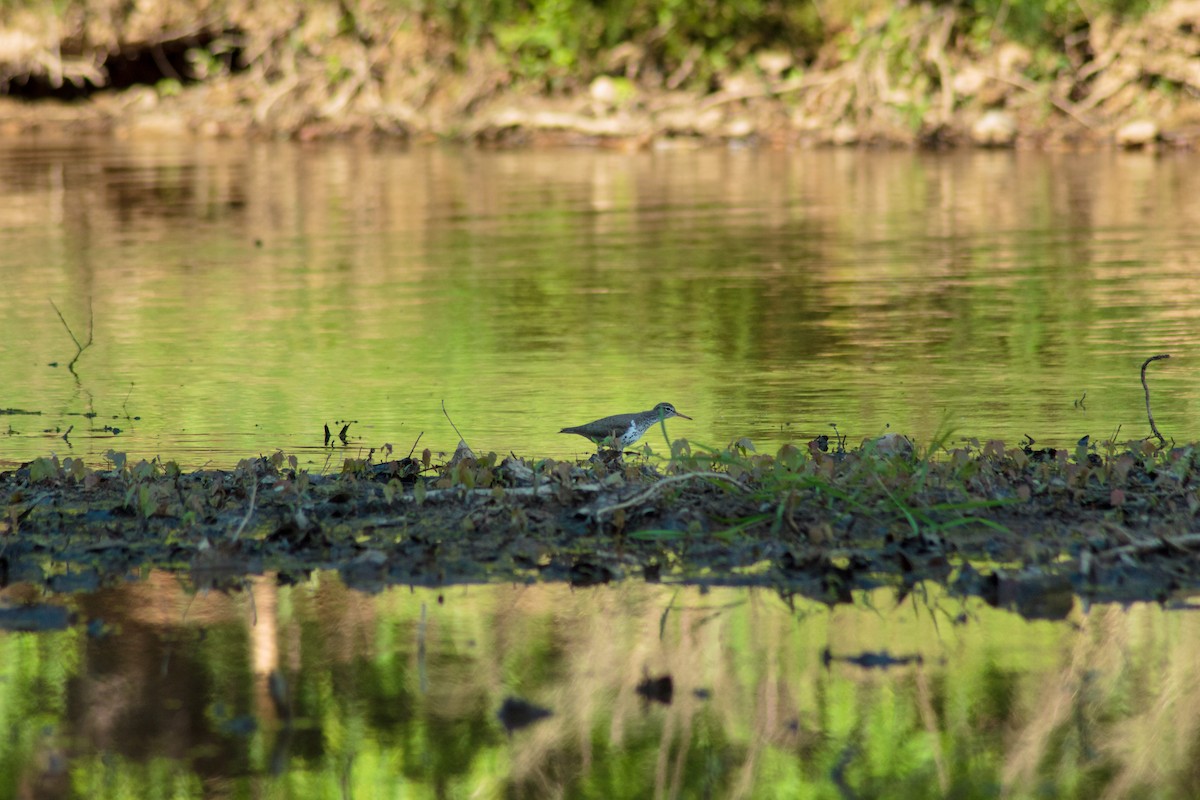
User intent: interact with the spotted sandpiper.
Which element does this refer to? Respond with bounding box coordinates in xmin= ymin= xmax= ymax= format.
xmin=559 ymin=402 xmax=692 ymax=448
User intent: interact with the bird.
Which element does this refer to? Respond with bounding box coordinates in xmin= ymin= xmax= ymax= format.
xmin=559 ymin=403 xmax=692 ymax=449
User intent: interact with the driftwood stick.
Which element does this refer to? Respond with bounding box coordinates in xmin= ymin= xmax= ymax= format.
xmin=589 ymin=472 xmax=750 ymax=519
xmin=1104 ymin=532 xmax=1200 ymax=559
xmin=1140 ymin=354 xmax=1170 ymax=446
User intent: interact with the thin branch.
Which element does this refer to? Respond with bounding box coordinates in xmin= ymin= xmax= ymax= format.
xmin=1103 ymin=532 xmax=1200 ymax=559
xmin=50 ymin=300 xmax=82 ymax=351
xmin=590 ymin=472 xmax=750 ymax=520
xmin=406 ymin=431 xmax=424 ymax=459
xmin=984 ymin=71 xmax=1096 ymax=129
xmin=1140 ymin=353 xmax=1170 ymax=447
xmin=49 ymin=298 xmax=94 ymax=375
xmin=365 ymin=482 xmax=604 ymax=513
xmin=441 ymin=400 xmax=468 ymax=446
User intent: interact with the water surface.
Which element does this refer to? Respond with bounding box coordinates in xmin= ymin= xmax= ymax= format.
xmin=2 ymin=139 xmax=1198 ymax=467
xmin=4 ymin=141 xmax=1200 ymax=798
xmin=2 ymin=574 xmax=1196 ymax=798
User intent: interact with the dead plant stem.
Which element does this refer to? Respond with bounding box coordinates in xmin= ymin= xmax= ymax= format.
xmin=1106 ymin=532 xmax=1200 ymax=559
xmin=1141 ymin=353 xmax=1170 ymax=446
xmin=985 ymin=71 xmax=1096 ymax=129
xmin=442 ymin=400 xmax=468 ymax=447
xmin=591 ymin=472 xmax=749 ymax=519
xmin=49 ymin=298 xmax=94 ymax=374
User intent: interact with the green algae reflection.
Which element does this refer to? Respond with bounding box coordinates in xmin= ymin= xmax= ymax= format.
xmin=0 ymin=574 xmax=1198 ymax=797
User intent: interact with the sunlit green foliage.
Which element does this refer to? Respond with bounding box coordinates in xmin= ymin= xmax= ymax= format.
xmin=398 ymin=0 xmax=1157 ymax=87
xmin=959 ymin=0 xmax=1158 ymax=47
xmin=408 ymin=0 xmax=832 ymax=86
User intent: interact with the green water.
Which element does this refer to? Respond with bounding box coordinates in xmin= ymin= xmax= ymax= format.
xmin=5 ymin=140 xmax=1200 ymax=797
xmin=2 ymin=574 xmax=1195 ymax=798
xmin=2 ymin=140 xmax=1198 ymax=469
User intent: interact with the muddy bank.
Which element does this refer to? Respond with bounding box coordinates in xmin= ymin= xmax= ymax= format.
xmin=1 ymin=1 xmax=1199 ymax=147
xmin=4 ymin=435 xmax=1200 ymax=617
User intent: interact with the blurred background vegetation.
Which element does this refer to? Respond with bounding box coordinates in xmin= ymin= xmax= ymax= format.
xmin=0 ymin=0 xmax=1190 ymax=143
xmin=412 ymin=0 xmax=1159 ymax=87
xmin=0 ymin=0 xmax=1164 ymax=92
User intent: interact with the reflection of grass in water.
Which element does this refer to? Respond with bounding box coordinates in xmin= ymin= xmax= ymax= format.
xmin=0 ymin=630 xmax=77 ymax=797
xmin=5 ymin=572 xmax=1198 ymax=797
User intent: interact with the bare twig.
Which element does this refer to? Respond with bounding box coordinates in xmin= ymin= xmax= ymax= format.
xmin=985 ymin=71 xmax=1096 ymax=129
xmin=590 ymin=472 xmax=750 ymax=520
xmin=363 ymin=482 xmax=603 ymax=514
xmin=406 ymin=431 xmax=424 ymax=459
xmin=49 ymin=298 xmax=94 ymax=374
xmin=50 ymin=300 xmax=83 ymax=351
xmin=1104 ymin=532 xmax=1200 ymax=559
xmin=380 ymin=471 xmax=748 ymax=512
xmin=1140 ymin=354 xmax=1170 ymax=446
xmin=690 ymin=69 xmax=847 ymax=114
xmin=441 ymin=400 xmax=468 ymax=447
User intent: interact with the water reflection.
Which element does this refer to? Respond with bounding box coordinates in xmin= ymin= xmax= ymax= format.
xmin=1 ymin=141 xmax=1199 ymax=468
xmin=1 ymin=573 xmax=1197 ymax=797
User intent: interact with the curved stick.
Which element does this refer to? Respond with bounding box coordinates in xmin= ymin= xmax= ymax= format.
xmin=589 ymin=472 xmax=749 ymax=520
xmin=1140 ymin=354 xmax=1170 ymax=446
xmin=50 ymin=298 xmax=94 ymax=376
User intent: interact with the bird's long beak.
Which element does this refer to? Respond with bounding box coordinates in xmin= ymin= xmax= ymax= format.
xmin=675 ymin=412 xmax=693 ymax=420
